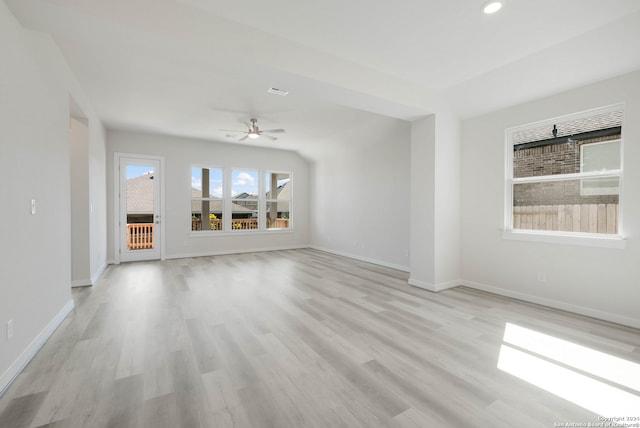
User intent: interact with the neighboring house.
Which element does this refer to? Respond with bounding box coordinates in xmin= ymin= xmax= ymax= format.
xmin=270 ymin=180 xmax=291 ymax=217
xmin=513 ymin=112 xmax=621 ymax=207
xmin=190 ymin=189 xmax=254 ymax=219
xmin=191 ymin=181 xmax=291 ymax=230
xmin=190 ymin=188 xmax=255 ymax=231
xmin=126 ymin=172 xmax=155 ymax=224
xmin=126 ymin=173 xmax=260 ymax=230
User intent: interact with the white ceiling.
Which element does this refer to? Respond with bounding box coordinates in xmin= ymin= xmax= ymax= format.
xmin=6 ymin=0 xmax=640 ymax=160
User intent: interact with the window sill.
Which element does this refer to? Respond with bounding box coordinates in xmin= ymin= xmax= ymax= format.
xmin=190 ymin=229 xmax=294 ymax=238
xmin=502 ymin=230 xmax=626 ymax=249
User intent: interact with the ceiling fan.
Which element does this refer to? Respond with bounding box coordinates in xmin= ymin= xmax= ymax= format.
xmin=220 ymin=118 xmax=285 ymax=141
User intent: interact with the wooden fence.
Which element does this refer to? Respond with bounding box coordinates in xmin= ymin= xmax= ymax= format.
xmin=513 ymin=204 xmax=618 ymax=234
xmin=127 ymin=223 xmax=154 ymax=250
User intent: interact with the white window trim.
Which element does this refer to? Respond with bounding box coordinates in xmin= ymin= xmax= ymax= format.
xmin=191 ymin=165 xmax=225 ymax=233
xmin=504 ymin=104 xmax=625 ymax=248
xmin=230 ymin=168 xmax=260 ymax=232
xmin=265 ymin=170 xmax=293 ymax=231
xmin=190 ymin=167 xmax=294 ymax=235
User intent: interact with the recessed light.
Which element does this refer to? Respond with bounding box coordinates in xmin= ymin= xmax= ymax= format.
xmin=482 ymin=1 xmax=503 ymax=14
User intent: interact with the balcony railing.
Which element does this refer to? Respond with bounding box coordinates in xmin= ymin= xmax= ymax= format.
xmin=127 ymin=223 xmax=154 ymax=250
xmin=191 ymin=218 xmax=258 ymax=231
xmin=191 ymin=218 xmax=289 ymax=231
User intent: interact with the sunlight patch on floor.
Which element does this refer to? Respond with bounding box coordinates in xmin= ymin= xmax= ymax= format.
xmin=498 ymin=323 xmax=640 ymax=424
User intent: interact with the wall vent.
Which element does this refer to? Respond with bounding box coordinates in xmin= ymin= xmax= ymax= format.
xmin=267 ymin=87 xmax=289 ymax=96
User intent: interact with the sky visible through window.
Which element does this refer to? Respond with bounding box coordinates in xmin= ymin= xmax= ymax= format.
xmin=126 ymin=165 xmax=153 ymax=179
xmin=191 ymin=168 xmax=224 ymax=198
xmin=130 ymin=167 xmax=290 ymax=198
xmin=231 ymin=170 xmax=258 ymax=197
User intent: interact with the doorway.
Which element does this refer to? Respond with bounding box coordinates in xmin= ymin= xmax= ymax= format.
xmin=117 ymin=155 xmax=163 ymax=262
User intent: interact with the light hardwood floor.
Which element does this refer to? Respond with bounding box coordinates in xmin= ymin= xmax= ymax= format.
xmin=1 ymin=249 xmax=638 ymax=427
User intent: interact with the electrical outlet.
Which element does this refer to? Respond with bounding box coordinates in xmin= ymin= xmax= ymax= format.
xmin=537 ymin=272 xmax=546 ymax=283
xmin=7 ymin=319 xmax=14 ymax=340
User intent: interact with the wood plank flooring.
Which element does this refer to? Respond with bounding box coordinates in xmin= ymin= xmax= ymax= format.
xmin=1 ymin=249 xmax=639 ymax=427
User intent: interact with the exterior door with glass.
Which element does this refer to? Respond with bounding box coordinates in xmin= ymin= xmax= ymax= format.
xmin=119 ymin=157 xmax=161 ymax=262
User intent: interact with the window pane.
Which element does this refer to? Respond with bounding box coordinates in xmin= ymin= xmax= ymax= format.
xmin=513 ymin=178 xmax=619 ymax=234
xmin=514 ymin=142 xmax=581 ymax=178
xmin=125 ymin=165 xmax=155 ymax=250
xmin=192 ymin=167 xmax=223 ymax=198
xmin=266 ymin=201 xmax=290 ymax=229
xmin=191 ymin=200 xmax=223 ymax=231
xmin=266 ymin=172 xmax=290 ymax=199
xmin=581 ymin=177 xmax=620 ymax=196
xmin=581 ymin=141 xmax=621 ymax=172
xmin=231 ymin=170 xmax=258 ymax=197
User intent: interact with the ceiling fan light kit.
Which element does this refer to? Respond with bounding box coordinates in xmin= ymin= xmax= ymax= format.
xmin=482 ymin=1 xmax=503 ymax=14
xmin=220 ymin=118 xmax=286 ymax=142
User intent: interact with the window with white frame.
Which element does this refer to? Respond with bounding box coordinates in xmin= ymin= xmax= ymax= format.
xmin=191 ymin=167 xmax=224 ymax=232
xmin=230 ymin=169 xmax=259 ymax=230
xmin=506 ymin=105 xmax=623 ymax=236
xmin=191 ymin=166 xmax=293 ymax=233
xmin=265 ymin=172 xmax=291 ymax=229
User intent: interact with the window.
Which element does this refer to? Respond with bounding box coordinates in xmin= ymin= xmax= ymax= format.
xmin=506 ymin=105 xmax=623 ymax=237
xmin=265 ymin=172 xmax=291 ymax=229
xmin=231 ymin=169 xmax=259 ymax=230
xmin=191 ymin=167 xmax=223 ymax=232
xmin=191 ymin=167 xmax=293 ymax=233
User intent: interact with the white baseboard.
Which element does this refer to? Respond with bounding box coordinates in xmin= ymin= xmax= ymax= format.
xmin=70 ymin=262 xmax=108 ymax=288
xmin=0 ymin=299 xmax=75 ymax=397
xmin=166 ymin=244 xmax=310 ymax=260
xmin=408 ymin=278 xmax=460 ymax=292
xmin=71 ymin=279 xmax=91 ymax=287
xmin=91 ymin=263 xmax=107 ymax=285
xmin=309 ymin=246 xmax=410 ymax=272
xmin=461 ymin=280 xmax=640 ymax=329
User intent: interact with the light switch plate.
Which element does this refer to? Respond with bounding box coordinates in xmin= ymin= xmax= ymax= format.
xmin=7 ymin=319 xmax=14 ymax=340
xmin=31 ymin=199 xmax=36 ymax=215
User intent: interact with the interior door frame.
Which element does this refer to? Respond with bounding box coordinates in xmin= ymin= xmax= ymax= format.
xmin=113 ymin=152 xmax=166 ymax=264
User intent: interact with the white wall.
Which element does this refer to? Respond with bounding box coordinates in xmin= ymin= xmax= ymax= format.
xmin=88 ymin=116 xmax=107 ymax=283
xmin=70 ymin=117 xmax=91 ymax=285
xmin=0 ymin=3 xmax=107 ymax=394
xmin=434 ymin=109 xmax=462 ymax=286
xmin=409 ymin=110 xmax=462 ymax=289
xmin=310 ymin=118 xmax=411 ymax=271
xmin=461 ymin=70 xmax=640 ymax=328
xmin=106 ymin=130 xmax=310 ymax=260
xmin=409 ymin=116 xmax=436 ymax=279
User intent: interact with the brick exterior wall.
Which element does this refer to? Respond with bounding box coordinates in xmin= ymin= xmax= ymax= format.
xmin=513 ymin=135 xmax=619 ymax=206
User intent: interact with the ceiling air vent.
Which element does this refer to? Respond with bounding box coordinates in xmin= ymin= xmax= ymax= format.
xmin=267 ymin=87 xmax=289 ymax=96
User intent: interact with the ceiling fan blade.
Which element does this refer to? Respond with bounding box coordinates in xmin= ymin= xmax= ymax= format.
xmin=218 ymin=129 xmax=246 ymax=133
xmin=262 ymin=134 xmax=278 ymax=141
xmin=260 ymin=129 xmax=286 ymax=133
xmin=238 ymin=135 xmax=249 ymax=141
